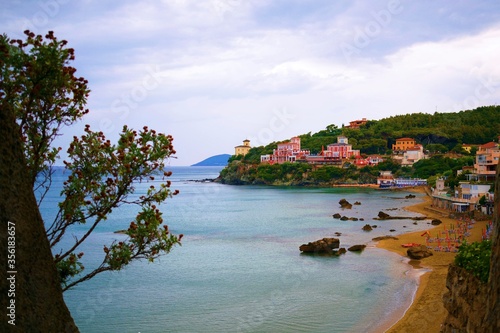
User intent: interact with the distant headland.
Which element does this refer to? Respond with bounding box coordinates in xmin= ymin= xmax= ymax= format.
xmin=191 ymin=154 xmax=231 ymax=166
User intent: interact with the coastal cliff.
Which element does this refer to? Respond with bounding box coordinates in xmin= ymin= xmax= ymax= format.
xmin=441 ymin=163 xmax=500 ymax=332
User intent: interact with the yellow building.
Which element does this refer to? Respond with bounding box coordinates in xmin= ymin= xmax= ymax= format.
xmin=235 ymin=139 xmax=251 ymax=156
xmin=392 ymin=137 xmax=416 ymax=151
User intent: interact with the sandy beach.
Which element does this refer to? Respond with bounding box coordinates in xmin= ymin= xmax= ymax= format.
xmin=376 ymin=187 xmax=490 ymax=333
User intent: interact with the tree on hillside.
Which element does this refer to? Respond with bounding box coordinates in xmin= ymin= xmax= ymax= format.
xmin=1 ymin=30 xmax=182 ymax=299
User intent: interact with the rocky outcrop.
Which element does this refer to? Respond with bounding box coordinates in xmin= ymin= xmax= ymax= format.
xmin=339 ymin=198 xmax=352 ymax=209
xmin=372 ymin=236 xmax=399 ymax=241
xmin=442 ymin=265 xmax=488 ymax=333
xmin=299 ymin=238 xmax=340 ymax=255
xmin=431 ymin=219 xmax=442 ymax=225
xmin=375 ymin=211 xmax=427 ymax=220
xmin=407 ymin=245 xmax=433 ymax=259
xmin=0 ymin=99 xmax=79 ymax=332
xmin=333 ymin=213 xmax=362 ymax=221
xmin=362 ymin=224 xmax=373 ymax=231
xmin=348 ymin=245 xmax=366 ymax=252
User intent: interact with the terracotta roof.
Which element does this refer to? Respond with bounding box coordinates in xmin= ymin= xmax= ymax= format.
xmin=480 ymin=142 xmax=498 ymax=149
xmin=395 ymin=137 xmax=414 ymax=141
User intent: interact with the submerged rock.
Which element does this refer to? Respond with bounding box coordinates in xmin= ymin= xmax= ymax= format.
xmin=332 ymin=213 xmax=342 ymax=219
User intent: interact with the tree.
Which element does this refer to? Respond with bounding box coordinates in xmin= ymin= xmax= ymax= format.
xmin=1 ymin=31 xmax=182 ymax=293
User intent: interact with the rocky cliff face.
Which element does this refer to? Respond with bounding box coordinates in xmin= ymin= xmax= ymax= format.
xmin=442 ymin=164 xmax=500 ymax=333
xmin=442 ymin=265 xmax=488 ymax=332
xmin=0 ymin=101 xmax=78 ymax=331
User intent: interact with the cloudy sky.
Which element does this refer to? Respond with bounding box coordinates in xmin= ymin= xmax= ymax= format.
xmin=2 ymin=0 xmax=500 ymax=165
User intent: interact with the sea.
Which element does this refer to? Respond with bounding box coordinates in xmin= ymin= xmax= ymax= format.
xmin=39 ymin=166 xmax=432 ymax=333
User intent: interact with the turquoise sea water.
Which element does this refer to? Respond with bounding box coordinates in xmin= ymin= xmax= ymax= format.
xmin=40 ymin=166 xmax=432 ymax=333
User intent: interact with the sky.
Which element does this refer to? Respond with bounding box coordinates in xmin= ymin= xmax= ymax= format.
xmin=2 ymin=0 xmax=500 ymax=166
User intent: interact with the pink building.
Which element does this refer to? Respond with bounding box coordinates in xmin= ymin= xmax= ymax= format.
xmin=261 ymin=135 xmax=361 ymax=164
xmin=474 ymin=141 xmax=500 ymax=181
xmin=322 ymin=136 xmax=360 ymax=159
xmin=260 ymin=137 xmax=310 ymax=164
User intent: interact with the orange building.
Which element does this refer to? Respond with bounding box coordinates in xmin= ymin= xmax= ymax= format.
xmin=474 ymin=141 xmax=500 ymax=180
xmin=234 ymin=139 xmax=251 ymax=156
xmin=345 ymin=118 xmax=368 ymax=129
xmin=392 ymin=138 xmax=416 ymax=151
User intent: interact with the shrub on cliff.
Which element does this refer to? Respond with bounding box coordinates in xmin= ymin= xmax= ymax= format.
xmin=455 ymin=240 xmax=492 ymax=283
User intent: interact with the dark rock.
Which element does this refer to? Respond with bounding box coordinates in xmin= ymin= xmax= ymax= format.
xmin=431 ymin=219 xmax=442 ymax=226
xmin=339 ymin=198 xmax=353 ymax=209
xmin=354 ymin=201 xmax=361 ymax=205
xmin=340 ymin=216 xmax=349 ymax=221
xmin=338 ymin=248 xmax=347 ymax=255
xmin=377 ymin=211 xmax=391 ymax=219
xmin=405 ymin=194 xmax=416 ymax=199
xmin=372 ymin=236 xmax=399 ymax=241
xmin=372 ymin=225 xmax=378 ymax=228
xmin=390 ymin=229 xmax=396 ymax=232
xmin=407 ymin=245 xmax=433 ymax=259
xmin=362 ymin=224 xmax=373 ymax=231
xmin=334 ymin=232 xmax=342 ymax=236
xmin=360 ymin=218 xmax=365 ymax=221
xmin=299 ymin=238 xmax=340 ymax=254
xmin=348 ymin=244 xmax=366 ymax=252
xmin=332 ymin=213 xmax=342 ymax=219
xmin=350 ymin=217 xmax=359 ymax=221
xmin=375 ymin=211 xmax=427 ymax=220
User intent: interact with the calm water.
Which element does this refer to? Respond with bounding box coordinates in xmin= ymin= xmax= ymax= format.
xmin=40 ymin=166 xmax=431 ymax=333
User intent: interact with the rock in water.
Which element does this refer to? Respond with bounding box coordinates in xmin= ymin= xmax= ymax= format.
xmin=339 ymin=198 xmax=353 ymax=209
xmin=362 ymin=224 xmax=373 ymax=231
xmin=377 ymin=211 xmax=391 ymax=219
xmin=348 ymin=245 xmax=366 ymax=252
xmin=299 ymin=238 xmax=340 ymax=254
xmin=407 ymin=245 xmax=433 ymax=259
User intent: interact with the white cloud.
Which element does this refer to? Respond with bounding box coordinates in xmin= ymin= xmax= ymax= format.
xmin=2 ymin=0 xmax=500 ymax=165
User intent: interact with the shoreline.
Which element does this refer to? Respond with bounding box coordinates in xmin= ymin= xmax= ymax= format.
xmin=375 ymin=186 xmax=489 ymax=332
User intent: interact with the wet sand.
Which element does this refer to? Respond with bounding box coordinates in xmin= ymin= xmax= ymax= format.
xmin=375 ymin=187 xmax=489 ymax=333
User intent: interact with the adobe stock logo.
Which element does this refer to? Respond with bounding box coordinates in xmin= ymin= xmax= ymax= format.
xmin=246 ymin=108 xmax=296 ymax=147
xmin=17 ymin=0 xmax=70 ymax=33
xmin=99 ymin=65 xmax=163 ymax=134
xmin=447 ymin=71 xmax=499 ymax=112
xmin=340 ymin=0 xmax=403 ymax=62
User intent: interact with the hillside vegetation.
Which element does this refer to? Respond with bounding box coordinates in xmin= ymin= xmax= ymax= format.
xmin=219 ymin=105 xmax=499 ymax=186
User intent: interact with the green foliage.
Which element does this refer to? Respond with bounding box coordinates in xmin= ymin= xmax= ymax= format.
xmin=425 ymin=143 xmax=449 ymax=153
xmin=2 ymin=31 xmax=181 ymax=291
xmin=455 ymin=240 xmax=492 ymax=283
xmin=1 ymin=30 xmax=89 ymax=197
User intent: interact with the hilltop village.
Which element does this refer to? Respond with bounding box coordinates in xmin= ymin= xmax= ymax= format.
xmin=221 ymin=106 xmax=500 ymax=215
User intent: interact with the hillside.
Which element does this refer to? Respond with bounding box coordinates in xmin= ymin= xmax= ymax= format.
xmin=238 ymin=105 xmax=500 ymax=164
xmin=219 ymin=105 xmax=499 ymax=186
xmin=192 ymin=154 xmax=231 ymax=166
